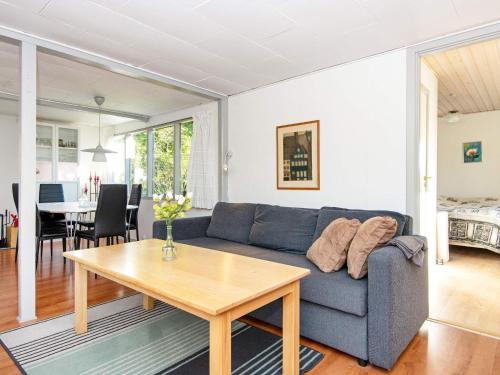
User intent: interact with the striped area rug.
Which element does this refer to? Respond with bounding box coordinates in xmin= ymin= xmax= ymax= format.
xmin=0 ymin=295 xmax=323 ymax=374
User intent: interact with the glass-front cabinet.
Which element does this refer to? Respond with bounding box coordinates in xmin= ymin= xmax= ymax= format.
xmin=57 ymin=127 xmax=78 ymax=181
xmin=36 ymin=124 xmax=79 ymax=200
xmin=36 ymin=125 xmax=53 ymax=182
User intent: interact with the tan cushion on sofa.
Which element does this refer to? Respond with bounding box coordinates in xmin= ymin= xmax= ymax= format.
xmin=306 ymin=218 xmax=361 ymax=272
xmin=347 ymin=216 xmax=397 ymax=279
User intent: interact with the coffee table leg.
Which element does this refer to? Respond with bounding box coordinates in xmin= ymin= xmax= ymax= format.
xmin=143 ymin=294 xmax=154 ymax=310
xmin=75 ymin=262 xmax=88 ymax=334
xmin=209 ymin=312 xmax=231 ymax=375
xmin=283 ymin=280 xmax=300 ymax=375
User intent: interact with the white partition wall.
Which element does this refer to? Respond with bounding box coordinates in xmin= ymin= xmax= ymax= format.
xmin=17 ymin=41 xmax=37 ymax=322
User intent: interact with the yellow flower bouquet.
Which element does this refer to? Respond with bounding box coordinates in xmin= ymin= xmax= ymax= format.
xmin=153 ymin=192 xmax=192 ymax=260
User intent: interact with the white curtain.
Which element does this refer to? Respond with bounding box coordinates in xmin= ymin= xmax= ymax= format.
xmin=187 ymin=110 xmax=217 ymax=209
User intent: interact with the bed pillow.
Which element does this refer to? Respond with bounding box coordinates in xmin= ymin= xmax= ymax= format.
xmin=307 ymin=218 xmax=361 ymax=272
xmin=347 ymin=216 xmax=397 ymax=279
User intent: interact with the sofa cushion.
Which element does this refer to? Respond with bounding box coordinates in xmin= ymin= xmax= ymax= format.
xmin=249 ymin=204 xmax=319 ymax=254
xmin=313 ymin=206 xmax=407 ymax=241
xmin=347 ymin=216 xmax=398 ymax=279
xmin=178 ymin=237 xmax=368 ymax=317
xmin=206 ymin=202 xmax=256 ymax=244
xmin=307 ymin=218 xmax=361 ymax=272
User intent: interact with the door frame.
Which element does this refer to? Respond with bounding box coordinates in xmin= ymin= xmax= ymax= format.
xmin=406 ymin=21 xmax=500 ymax=233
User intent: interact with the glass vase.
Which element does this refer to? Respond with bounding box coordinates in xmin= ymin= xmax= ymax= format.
xmin=162 ymin=219 xmax=176 ymax=261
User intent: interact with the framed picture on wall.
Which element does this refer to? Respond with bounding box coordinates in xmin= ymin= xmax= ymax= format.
xmin=276 ymin=120 xmax=320 ymax=190
xmin=463 ymin=141 xmax=482 ymax=163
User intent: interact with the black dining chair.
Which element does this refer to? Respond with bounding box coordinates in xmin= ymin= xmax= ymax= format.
xmin=39 ymin=183 xmax=65 ymax=204
xmin=35 ymin=205 xmax=68 ymax=270
xmin=75 ymin=184 xmax=128 ymax=249
xmin=12 ymin=183 xmax=19 ymax=262
xmin=126 ymin=184 xmax=142 ymax=242
xmin=38 ymin=183 xmax=66 ymax=255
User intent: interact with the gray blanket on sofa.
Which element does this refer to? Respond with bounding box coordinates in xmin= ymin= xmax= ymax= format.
xmin=387 ymin=235 xmax=427 ymax=267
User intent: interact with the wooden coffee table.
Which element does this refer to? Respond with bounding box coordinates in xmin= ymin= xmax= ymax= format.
xmin=63 ymin=239 xmax=310 ymax=375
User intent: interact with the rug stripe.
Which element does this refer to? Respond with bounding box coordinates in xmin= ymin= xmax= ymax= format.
xmin=236 ymin=340 xmax=283 ymax=375
xmin=157 ymin=324 xmax=252 ymax=375
xmin=1 ymin=300 xmax=324 ymax=375
xmin=14 ymin=305 xmax=174 ymax=360
xmin=84 ymin=319 xmax=209 ymax=375
xmin=124 ymin=323 xmax=250 ymax=375
xmin=16 ymin=306 xmax=177 ymax=364
xmin=232 ymin=339 xmax=282 ymax=374
xmin=301 ymin=351 xmax=323 ymax=372
xmin=12 ymin=304 xmax=174 ymax=354
xmin=128 ymin=322 xmax=247 ymax=375
xmin=256 ymin=346 xmax=308 ymax=375
xmin=12 ymin=304 xmax=171 ymax=355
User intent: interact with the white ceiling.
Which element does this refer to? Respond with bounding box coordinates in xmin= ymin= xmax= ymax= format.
xmin=1 ymin=0 xmax=500 ymax=96
xmin=0 ymin=39 xmax=212 ymax=126
xmin=424 ymin=37 xmax=500 ymax=117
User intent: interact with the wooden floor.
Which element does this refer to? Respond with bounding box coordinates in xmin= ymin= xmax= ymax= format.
xmin=430 ymin=246 xmax=500 ymax=337
xmin=1 ymin=244 xmax=499 ymax=374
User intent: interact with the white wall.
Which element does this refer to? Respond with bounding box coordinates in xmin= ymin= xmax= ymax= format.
xmin=0 ymin=114 xmax=19 ymax=214
xmin=438 ymin=110 xmax=500 ymax=198
xmin=228 ymin=50 xmax=408 ymax=212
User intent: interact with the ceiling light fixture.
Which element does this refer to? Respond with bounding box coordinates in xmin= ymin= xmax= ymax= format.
xmin=445 ymin=110 xmax=461 ymax=124
xmin=81 ymin=96 xmax=116 ymax=162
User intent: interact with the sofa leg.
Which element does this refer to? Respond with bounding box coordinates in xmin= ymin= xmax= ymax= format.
xmin=357 ymin=359 xmax=369 ymax=367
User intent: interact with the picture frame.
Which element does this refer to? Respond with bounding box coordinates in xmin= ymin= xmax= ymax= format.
xmin=276 ymin=120 xmax=320 ymax=190
xmin=463 ymin=141 xmax=482 ymax=163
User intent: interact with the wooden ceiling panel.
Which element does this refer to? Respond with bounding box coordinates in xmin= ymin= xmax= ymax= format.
xmin=424 ymin=38 xmax=500 ymax=117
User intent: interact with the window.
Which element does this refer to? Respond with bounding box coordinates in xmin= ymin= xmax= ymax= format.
xmin=153 ymin=125 xmax=174 ymax=195
xmin=107 ymin=135 xmax=125 ymax=183
xmin=117 ymin=118 xmax=193 ymax=197
xmin=126 ymin=131 xmax=148 ymax=194
xmin=180 ymin=120 xmax=193 ymax=195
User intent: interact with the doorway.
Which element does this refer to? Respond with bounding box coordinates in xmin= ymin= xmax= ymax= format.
xmin=417 ymin=37 xmax=500 ymax=337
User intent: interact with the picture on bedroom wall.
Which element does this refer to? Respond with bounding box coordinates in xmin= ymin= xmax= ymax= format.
xmin=463 ymin=141 xmax=482 ymax=163
xmin=276 ymin=120 xmax=320 ymax=190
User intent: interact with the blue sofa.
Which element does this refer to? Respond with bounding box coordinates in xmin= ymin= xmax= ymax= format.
xmin=153 ymin=203 xmax=428 ymax=370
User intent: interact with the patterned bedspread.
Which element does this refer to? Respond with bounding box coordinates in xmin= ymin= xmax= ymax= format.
xmin=438 ymin=196 xmax=500 ymax=254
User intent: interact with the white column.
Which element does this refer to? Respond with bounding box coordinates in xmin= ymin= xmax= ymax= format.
xmin=18 ymin=41 xmax=37 ymax=323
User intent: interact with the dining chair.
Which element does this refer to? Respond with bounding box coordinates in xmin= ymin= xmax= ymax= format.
xmin=38 ymin=183 xmax=66 ymax=255
xmin=12 ymin=183 xmax=19 ymax=262
xmin=75 ymin=184 xmax=128 ymax=250
xmin=35 ymin=205 xmax=68 ymax=270
xmin=39 ymin=184 xmax=65 ymax=203
xmin=126 ymin=184 xmax=142 ymax=242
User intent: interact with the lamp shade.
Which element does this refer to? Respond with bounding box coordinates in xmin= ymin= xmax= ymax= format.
xmin=445 ymin=110 xmax=461 ymax=123
xmin=80 ymin=96 xmax=116 ymax=162
xmin=81 ymin=144 xmax=115 ymax=162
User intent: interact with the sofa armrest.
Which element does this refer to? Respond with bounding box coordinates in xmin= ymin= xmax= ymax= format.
xmin=152 ymin=216 xmax=212 ymax=241
xmin=367 ymin=245 xmax=428 ymax=369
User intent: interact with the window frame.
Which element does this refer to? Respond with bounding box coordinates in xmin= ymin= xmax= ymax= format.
xmin=118 ymin=117 xmax=192 ymax=198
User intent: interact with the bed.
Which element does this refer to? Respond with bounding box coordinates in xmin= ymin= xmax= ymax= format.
xmin=438 ymin=196 xmax=500 ymax=254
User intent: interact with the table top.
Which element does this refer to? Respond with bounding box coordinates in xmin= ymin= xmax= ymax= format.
xmin=63 ymin=239 xmax=310 ymax=316
xmin=38 ymin=202 xmax=138 ymax=214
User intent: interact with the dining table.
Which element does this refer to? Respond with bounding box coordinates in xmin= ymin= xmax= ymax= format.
xmin=38 ymin=202 xmax=139 ymax=250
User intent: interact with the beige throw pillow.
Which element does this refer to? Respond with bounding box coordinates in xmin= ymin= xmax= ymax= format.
xmin=347 ymin=216 xmax=397 ymax=279
xmin=307 ymin=218 xmax=361 ymax=272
